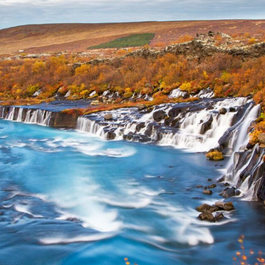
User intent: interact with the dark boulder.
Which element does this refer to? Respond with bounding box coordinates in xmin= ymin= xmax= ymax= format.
xmin=200 ymin=115 xmax=213 ymax=134
xmin=106 ymin=131 xmax=116 ymax=140
xmin=208 ymin=184 xmax=217 ymax=189
xmin=153 ymin=110 xmax=166 ymax=122
xmin=196 ymin=203 xmax=211 ymax=212
xmin=214 ymin=213 xmax=224 ymax=221
xmin=221 ymin=187 xmax=236 ymax=198
xmin=219 ymin=108 xmax=227 ymax=115
xmin=214 ymin=201 xmax=235 ymax=211
xmin=196 ymin=203 xmax=219 ymax=213
xmin=203 ymin=189 xmax=213 ymax=195
xmin=198 ymin=210 xmax=214 ymax=221
xmin=136 ymin=122 xmax=145 ymax=132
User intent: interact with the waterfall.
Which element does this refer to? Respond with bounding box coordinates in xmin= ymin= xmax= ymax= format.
xmin=234 ymin=104 xmax=261 ymax=151
xmin=0 ymin=106 xmax=52 ymax=126
xmin=74 ymin=98 xmax=255 ymax=152
xmin=76 ymin=117 xmax=105 ymax=136
xmin=223 ymin=104 xmax=262 ymax=200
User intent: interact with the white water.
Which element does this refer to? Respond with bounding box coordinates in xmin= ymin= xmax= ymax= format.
xmin=0 ymin=106 xmax=52 ymax=126
xmin=76 ymin=97 xmax=252 ymax=152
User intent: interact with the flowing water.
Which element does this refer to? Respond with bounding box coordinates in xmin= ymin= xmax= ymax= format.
xmin=0 ymin=119 xmax=265 ymax=265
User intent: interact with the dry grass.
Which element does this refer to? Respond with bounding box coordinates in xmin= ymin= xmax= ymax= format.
xmin=1 ymin=20 xmax=265 ymax=55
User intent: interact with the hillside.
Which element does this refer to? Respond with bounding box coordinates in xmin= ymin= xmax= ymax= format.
xmin=1 ymin=20 xmax=265 ymax=55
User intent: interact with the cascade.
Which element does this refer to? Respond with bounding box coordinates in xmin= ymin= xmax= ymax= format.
xmin=223 ymin=104 xmax=263 ymax=200
xmin=76 ymin=117 xmax=105 ymax=136
xmin=75 ymin=97 xmax=254 ymax=152
xmin=0 ymin=106 xmax=52 ymax=126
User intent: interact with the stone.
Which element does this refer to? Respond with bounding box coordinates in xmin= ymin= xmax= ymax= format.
xmin=153 ymin=110 xmax=166 ymax=122
xmin=196 ymin=203 xmax=211 ymax=212
xmin=208 ymin=184 xmax=217 ymax=189
xmin=136 ymin=122 xmax=145 ymax=132
xmin=217 ymin=176 xmax=225 ymax=182
xmin=200 ymin=115 xmax=213 ymax=134
xmin=258 ymin=133 xmax=265 ymax=144
xmin=106 ymin=131 xmax=116 ymax=140
xmin=198 ymin=210 xmax=214 ymax=222
xmin=246 ymin=143 xmax=254 ymax=149
xmin=219 ymin=108 xmax=227 ymax=115
xmin=229 ymin=107 xmax=236 ymax=112
xmin=214 ymin=213 xmax=224 ymax=221
xmin=196 ymin=203 xmax=219 ymax=213
xmin=235 ymin=190 xmax=241 ymax=196
xmin=221 ymin=187 xmax=236 ymax=198
xmin=215 ymin=201 xmax=235 ymax=211
xmin=203 ymin=189 xmax=213 ymax=195
xmin=91 ymin=100 xmax=100 ymax=106
xmin=104 ymin=113 xmax=113 ymax=120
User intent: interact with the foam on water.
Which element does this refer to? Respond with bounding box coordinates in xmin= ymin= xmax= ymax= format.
xmin=39 ymin=232 xmax=116 ymax=245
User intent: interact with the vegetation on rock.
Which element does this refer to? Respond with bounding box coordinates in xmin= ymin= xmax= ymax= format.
xmin=206 ymin=150 xmax=224 ymax=161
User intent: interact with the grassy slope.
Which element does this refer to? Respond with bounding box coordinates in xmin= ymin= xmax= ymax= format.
xmin=88 ymin=33 xmax=155 ymax=49
xmin=1 ymin=20 xmax=265 ymax=54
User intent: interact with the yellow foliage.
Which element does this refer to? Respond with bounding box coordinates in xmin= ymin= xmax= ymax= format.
xmin=75 ymin=64 xmax=91 ymax=75
xmin=179 ymin=81 xmax=192 ymax=92
xmin=206 ymin=150 xmax=224 ymax=161
xmin=248 ymin=38 xmax=256 ymax=45
xmin=32 ymin=61 xmax=45 ymax=74
xmin=203 ymin=70 xmax=209 ymax=80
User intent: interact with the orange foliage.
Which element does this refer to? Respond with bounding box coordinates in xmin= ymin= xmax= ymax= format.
xmin=1 ymin=51 xmax=265 ymax=110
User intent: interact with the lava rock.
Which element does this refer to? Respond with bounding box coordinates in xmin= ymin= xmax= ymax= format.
xmin=219 ymin=108 xmax=227 ymax=115
xmin=196 ymin=203 xmax=219 ymax=213
xmin=198 ymin=210 xmax=214 ymax=221
xmin=246 ymin=142 xmax=254 ymax=149
xmin=153 ymin=110 xmax=166 ymax=122
xmin=214 ymin=212 xmax=224 ymax=221
xmin=134 ymin=122 xmax=145 ymax=132
xmin=229 ymin=107 xmax=236 ymax=112
xmin=196 ymin=203 xmax=211 ymax=212
xmin=208 ymin=184 xmax=217 ymax=189
xmin=104 ymin=113 xmax=113 ymax=120
xmin=106 ymin=131 xmax=116 ymax=140
xmin=200 ymin=115 xmax=213 ymax=134
xmin=203 ymin=189 xmax=213 ymax=195
xmin=215 ymin=201 xmax=235 ymax=211
xmin=221 ymin=187 xmax=236 ymax=198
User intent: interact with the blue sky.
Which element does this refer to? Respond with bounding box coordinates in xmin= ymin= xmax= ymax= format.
xmin=0 ymin=0 xmax=264 ymax=29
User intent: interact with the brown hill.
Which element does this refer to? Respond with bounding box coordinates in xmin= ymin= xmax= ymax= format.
xmin=1 ymin=20 xmax=265 ymax=55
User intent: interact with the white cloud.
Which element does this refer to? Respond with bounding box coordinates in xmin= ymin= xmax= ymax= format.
xmin=0 ymin=0 xmax=264 ymax=29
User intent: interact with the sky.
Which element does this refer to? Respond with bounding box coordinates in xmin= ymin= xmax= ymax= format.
xmin=0 ymin=0 xmax=264 ymax=30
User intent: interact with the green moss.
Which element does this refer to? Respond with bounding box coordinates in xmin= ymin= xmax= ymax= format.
xmin=88 ymin=33 xmax=155 ymax=49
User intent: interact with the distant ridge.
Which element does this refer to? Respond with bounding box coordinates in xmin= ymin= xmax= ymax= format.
xmin=1 ymin=20 xmax=265 ymax=55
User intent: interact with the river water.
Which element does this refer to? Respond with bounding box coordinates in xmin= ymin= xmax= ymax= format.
xmin=0 ymin=119 xmax=264 ymax=265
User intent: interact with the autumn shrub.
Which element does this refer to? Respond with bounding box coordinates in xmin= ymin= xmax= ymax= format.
xmin=206 ymin=150 xmax=224 ymax=161
xmin=249 ymin=119 xmax=265 ymax=145
xmin=248 ymin=38 xmax=256 ymax=45
xmin=233 ymin=235 xmax=265 ymax=265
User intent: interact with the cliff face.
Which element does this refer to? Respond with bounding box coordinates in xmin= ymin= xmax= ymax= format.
xmin=49 ymin=112 xmax=79 ymax=128
xmin=0 ymin=106 xmax=79 ymax=129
